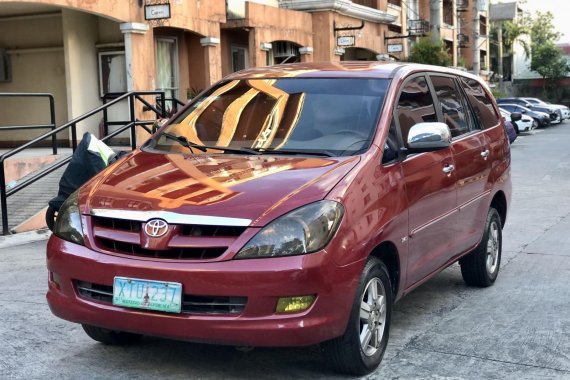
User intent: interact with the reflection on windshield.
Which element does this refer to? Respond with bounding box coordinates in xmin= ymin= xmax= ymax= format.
xmin=152 ymin=78 xmax=389 ymax=156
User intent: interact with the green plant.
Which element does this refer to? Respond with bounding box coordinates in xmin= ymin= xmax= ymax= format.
xmin=491 ymin=89 xmax=507 ymax=99
xmin=407 ymin=36 xmax=452 ymax=67
xmin=186 ymin=86 xmax=204 ymax=100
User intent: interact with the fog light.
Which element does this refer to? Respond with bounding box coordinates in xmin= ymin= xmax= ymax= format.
xmin=276 ymin=295 xmax=316 ymax=313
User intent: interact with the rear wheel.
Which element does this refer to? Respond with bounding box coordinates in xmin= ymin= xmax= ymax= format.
xmin=82 ymin=324 xmax=143 ymax=345
xmin=459 ymin=208 xmax=502 ymax=287
xmin=321 ymin=257 xmax=392 ymax=375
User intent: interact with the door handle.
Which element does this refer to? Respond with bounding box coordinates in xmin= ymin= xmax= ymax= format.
xmin=481 ymin=149 xmax=490 ymax=159
xmin=442 ymin=164 xmax=455 ymax=175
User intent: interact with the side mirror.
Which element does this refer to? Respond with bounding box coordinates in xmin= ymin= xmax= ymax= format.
xmin=510 ymin=112 xmax=522 ymax=122
xmin=406 ymin=122 xmax=451 ymax=152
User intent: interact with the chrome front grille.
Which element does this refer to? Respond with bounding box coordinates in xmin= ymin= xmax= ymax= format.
xmin=90 ymin=216 xmax=247 ymax=260
xmin=75 ymin=281 xmax=247 ymax=314
xmin=97 ymin=237 xmax=226 ymax=260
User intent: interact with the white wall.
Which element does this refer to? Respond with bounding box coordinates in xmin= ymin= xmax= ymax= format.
xmin=512 ymin=35 xmax=540 ymax=80
xmin=0 ymin=13 xmax=68 ymax=143
xmin=62 ymin=9 xmax=102 ymax=142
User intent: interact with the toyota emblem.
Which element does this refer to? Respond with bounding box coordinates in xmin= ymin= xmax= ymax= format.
xmin=144 ymin=219 xmax=169 ymax=237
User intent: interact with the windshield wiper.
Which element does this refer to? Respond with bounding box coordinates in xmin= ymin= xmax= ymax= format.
xmin=252 ymin=148 xmax=336 ymax=157
xmin=161 ymin=133 xmax=260 ymax=155
xmin=162 ymin=132 xmax=207 ymax=152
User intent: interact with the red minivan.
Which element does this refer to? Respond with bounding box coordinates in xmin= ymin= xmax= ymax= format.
xmin=47 ymin=62 xmax=510 ymax=375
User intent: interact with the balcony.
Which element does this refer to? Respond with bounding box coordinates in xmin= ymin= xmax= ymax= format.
xmin=408 ymin=19 xmax=430 ymax=36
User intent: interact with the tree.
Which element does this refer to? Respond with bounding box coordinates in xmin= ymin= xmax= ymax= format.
xmin=527 ymin=12 xmax=568 ymax=97
xmin=407 ymin=36 xmax=452 ymax=67
xmin=530 ymin=42 xmax=569 ymax=96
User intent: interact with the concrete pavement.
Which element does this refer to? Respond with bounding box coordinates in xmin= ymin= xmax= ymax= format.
xmin=1 ymin=125 xmax=570 ymax=379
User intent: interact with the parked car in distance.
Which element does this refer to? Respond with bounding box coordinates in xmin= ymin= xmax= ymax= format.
xmin=497 ymin=98 xmax=560 ymax=123
xmin=504 ymin=119 xmax=518 ymax=144
xmin=522 ymin=97 xmax=570 ymax=120
xmin=46 ymin=62 xmax=511 ymax=376
xmin=499 ymin=103 xmax=551 ymax=128
xmin=499 ymin=108 xmax=534 ymax=132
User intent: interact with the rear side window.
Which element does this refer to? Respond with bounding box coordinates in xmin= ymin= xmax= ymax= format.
xmin=396 ymin=75 xmax=437 ymax=145
xmin=459 ymin=77 xmax=499 ymax=130
xmin=430 ymin=75 xmax=469 ymax=138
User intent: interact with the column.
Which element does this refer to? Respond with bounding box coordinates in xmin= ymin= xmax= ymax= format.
xmin=200 ymin=37 xmax=222 ymax=86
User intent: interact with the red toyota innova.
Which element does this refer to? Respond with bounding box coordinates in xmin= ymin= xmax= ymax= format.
xmin=47 ymin=62 xmax=510 ymax=375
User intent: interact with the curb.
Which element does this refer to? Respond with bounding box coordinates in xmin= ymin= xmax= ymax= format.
xmin=0 ymin=229 xmax=51 ymax=249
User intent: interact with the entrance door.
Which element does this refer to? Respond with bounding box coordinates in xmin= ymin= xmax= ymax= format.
xmin=155 ymin=38 xmax=179 ymax=114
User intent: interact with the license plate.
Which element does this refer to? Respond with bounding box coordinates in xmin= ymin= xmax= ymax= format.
xmin=113 ymin=277 xmax=182 ymax=313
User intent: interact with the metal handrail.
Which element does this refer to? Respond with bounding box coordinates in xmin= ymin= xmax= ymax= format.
xmin=102 ymin=92 xmax=185 ymax=135
xmin=0 ymin=93 xmax=57 ymax=155
xmin=0 ymin=91 xmax=167 ymax=235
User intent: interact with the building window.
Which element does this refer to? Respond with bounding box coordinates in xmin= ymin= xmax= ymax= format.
xmin=271 ymin=41 xmax=300 ymax=64
xmin=443 ymin=0 xmax=454 ymax=26
xmin=231 ymin=45 xmax=249 ymax=72
xmin=98 ymin=50 xmax=126 ymax=98
xmin=352 ymin=0 xmax=378 ymax=8
xmin=480 ymin=15 xmax=487 ymax=36
xmin=388 ymin=24 xmax=402 ymax=34
xmin=155 ymin=37 xmax=179 ymax=112
xmin=388 ymin=0 xmax=402 ymax=6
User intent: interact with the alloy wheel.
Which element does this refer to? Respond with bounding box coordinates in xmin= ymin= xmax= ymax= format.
xmin=359 ymin=278 xmax=387 ymax=356
xmin=486 ymin=220 xmax=500 ymax=274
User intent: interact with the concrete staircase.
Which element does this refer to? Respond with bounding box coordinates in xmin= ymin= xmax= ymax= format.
xmin=0 ymin=149 xmax=72 ymax=233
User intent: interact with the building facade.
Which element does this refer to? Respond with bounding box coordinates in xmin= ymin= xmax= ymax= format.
xmin=0 ymin=0 xmax=489 ymax=147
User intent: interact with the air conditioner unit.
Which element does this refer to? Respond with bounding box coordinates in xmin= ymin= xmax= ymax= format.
xmin=0 ymin=49 xmax=12 ymax=83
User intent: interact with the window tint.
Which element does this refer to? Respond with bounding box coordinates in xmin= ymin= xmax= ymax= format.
xmin=459 ymin=77 xmax=499 ymax=130
xmin=431 ymin=75 xmax=469 ymax=137
xmin=396 ymin=75 xmax=437 ymax=145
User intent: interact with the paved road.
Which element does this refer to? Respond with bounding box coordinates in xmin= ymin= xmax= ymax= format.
xmin=1 ymin=124 xmax=570 ymax=379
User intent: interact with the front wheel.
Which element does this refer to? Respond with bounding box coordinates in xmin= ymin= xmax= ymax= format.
xmin=459 ymin=207 xmax=502 ymax=287
xmin=321 ymin=257 xmax=393 ymax=375
xmin=82 ymin=324 xmax=143 ymax=345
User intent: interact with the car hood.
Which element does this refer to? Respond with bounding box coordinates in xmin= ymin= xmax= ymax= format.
xmin=81 ymin=150 xmax=359 ymax=227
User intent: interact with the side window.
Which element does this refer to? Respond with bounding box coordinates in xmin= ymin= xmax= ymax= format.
xmin=430 ymin=75 xmax=469 ymax=138
xmin=395 ymin=75 xmax=437 ymax=146
xmin=459 ymin=77 xmax=500 ymax=130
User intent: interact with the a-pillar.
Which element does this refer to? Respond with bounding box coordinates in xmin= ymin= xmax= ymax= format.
xmin=200 ymin=37 xmax=222 ymax=86
xmin=120 ymin=22 xmax=154 ymax=147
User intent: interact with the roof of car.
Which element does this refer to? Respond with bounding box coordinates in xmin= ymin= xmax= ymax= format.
xmin=223 ymin=61 xmax=482 ymax=81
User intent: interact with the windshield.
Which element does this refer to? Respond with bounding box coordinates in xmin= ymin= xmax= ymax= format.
xmin=149 ymin=78 xmax=389 ymax=156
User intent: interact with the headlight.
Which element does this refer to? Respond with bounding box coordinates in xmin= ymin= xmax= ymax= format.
xmin=235 ymin=201 xmax=344 ymax=259
xmin=53 ymin=190 xmax=85 ymax=245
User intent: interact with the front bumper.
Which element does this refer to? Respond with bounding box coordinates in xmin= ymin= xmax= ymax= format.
xmin=46 ymin=236 xmax=362 ymax=347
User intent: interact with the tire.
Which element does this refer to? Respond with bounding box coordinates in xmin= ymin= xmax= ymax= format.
xmin=321 ymin=257 xmax=392 ymax=375
xmin=45 ymin=205 xmax=58 ymax=231
xmin=459 ymin=208 xmax=502 ymax=287
xmin=82 ymin=324 xmax=143 ymax=345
